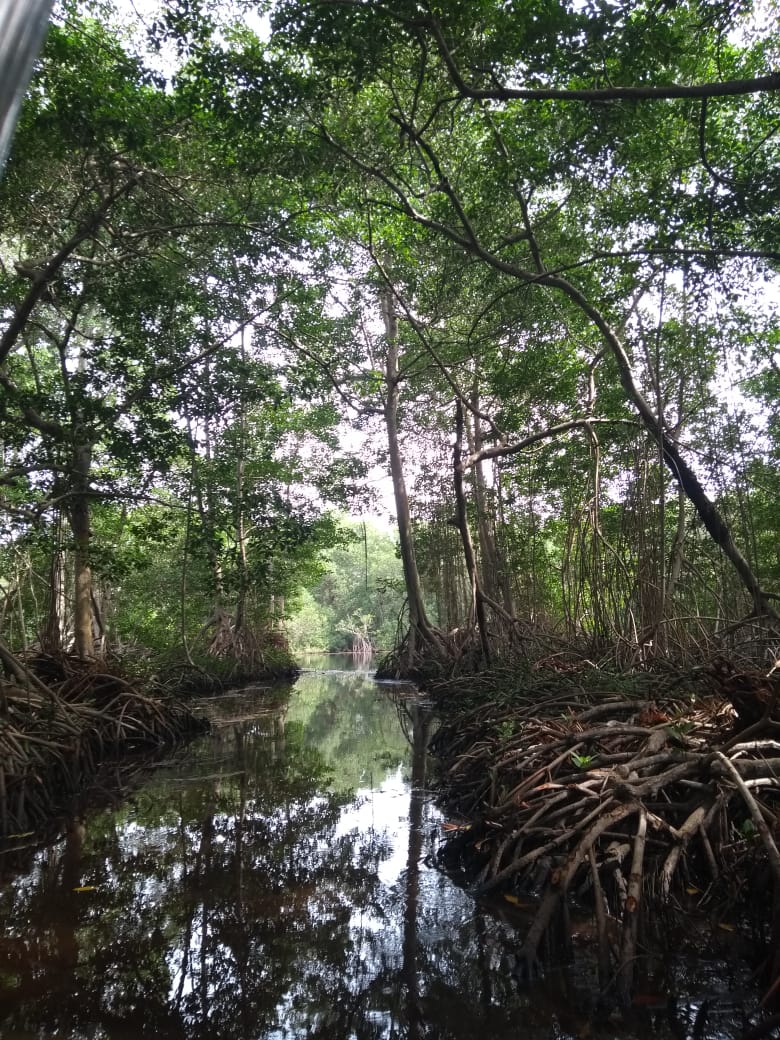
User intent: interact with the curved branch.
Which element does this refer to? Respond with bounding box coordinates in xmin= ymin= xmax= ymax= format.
xmin=302 ymin=2 xmax=780 ymax=104
xmin=324 ymin=124 xmax=777 ymax=620
xmin=425 ymin=17 xmax=780 ymax=104
xmin=462 ymin=417 xmax=638 ymax=469
xmin=0 ymin=173 xmax=142 ymax=367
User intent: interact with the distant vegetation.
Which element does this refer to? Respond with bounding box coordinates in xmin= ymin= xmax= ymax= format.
xmin=287 ymin=520 xmax=407 ymax=655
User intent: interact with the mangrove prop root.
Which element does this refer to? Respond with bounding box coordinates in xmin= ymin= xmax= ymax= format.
xmin=616 ymin=808 xmax=647 ymax=1007
xmin=660 ymin=804 xmax=709 ymax=900
xmin=714 ymin=751 xmax=780 ymax=888
xmin=588 ymin=844 xmax=612 ymax=990
xmin=0 ymin=651 xmax=208 ymax=840
xmin=428 ymin=666 xmax=780 ymax=1000
xmin=513 ymin=802 xmax=639 ymax=977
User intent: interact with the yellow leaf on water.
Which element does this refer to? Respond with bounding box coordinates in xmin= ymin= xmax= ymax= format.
xmin=502 ymin=893 xmax=533 ymax=908
xmin=685 ymin=886 xmax=701 ymax=895
xmin=717 ymin=922 xmax=735 ymax=932
xmin=72 ymin=886 xmax=97 ymax=893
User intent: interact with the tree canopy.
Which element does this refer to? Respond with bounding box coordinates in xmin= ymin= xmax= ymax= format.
xmin=1 ymin=0 xmax=778 ymax=675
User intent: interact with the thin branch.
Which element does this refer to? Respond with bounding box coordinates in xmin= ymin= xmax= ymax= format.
xmin=301 ymin=0 xmax=780 ymax=105
xmin=370 ymin=248 xmax=507 ymax=442
xmin=275 ymin=327 xmax=383 ymax=417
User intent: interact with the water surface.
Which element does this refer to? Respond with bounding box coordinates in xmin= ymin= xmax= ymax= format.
xmin=0 ymin=656 xmax=756 ymax=1038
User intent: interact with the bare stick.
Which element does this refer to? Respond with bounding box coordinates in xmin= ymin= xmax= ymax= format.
xmin=714 ymin=751 xmax=780 ymax=888
xmin=617 ymin=808 xmax=647 ymax=1006
xmin=660 ymin=805 xmax=708 ymax=900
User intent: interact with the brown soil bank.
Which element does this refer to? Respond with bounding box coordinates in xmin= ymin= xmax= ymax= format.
xmin=424 ymin=662 xmax=780 ymax=1026
xmin=0 ymin=644 xmax=208 ymax=841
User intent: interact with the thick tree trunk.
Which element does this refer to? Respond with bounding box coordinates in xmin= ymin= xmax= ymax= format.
xmin=454 ymin=401 xmax=492 ymax=665
xmin=42 ymin=514 xmax=66 ymax=654
xmin=466 ymin=399 xmax=514 ymax=616
xmin=380 ymin=289 xmax=435 ymax=658
xmin=68 ymin=439 xmax=94 ymax=660
xmin=188 ymin=414 xmax=224 ymax=606
xmin=234 ymin=329 xmax=250 ymax=637
xmin=235 ymin=444 xmax=249 ymax=635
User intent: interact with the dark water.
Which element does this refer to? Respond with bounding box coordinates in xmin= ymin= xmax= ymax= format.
xmin=0 ymin=656 xmax=757 ymax=1039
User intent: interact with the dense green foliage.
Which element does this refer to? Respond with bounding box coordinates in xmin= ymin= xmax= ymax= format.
xmin=0 ymin=1 xmax=369 ymax=675
xmin=1 ymin=0 xmax=779 ymax=675
xmin=287 ymin=519 xmax=407 ymax=653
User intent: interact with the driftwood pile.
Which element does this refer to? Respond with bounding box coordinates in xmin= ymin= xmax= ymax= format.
xmin=0 ymin=641 xmax=207 ymax=840
xmin=427 ymin=662 xmax=780 ymax=1010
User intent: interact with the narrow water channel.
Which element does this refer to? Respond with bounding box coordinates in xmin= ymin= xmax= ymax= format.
xmin=0 ymin=658 xmax=755 ymax=1039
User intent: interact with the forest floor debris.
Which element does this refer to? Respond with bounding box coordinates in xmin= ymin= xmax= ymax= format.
xmin=424 ymin=662 xmax=780 ymax=1025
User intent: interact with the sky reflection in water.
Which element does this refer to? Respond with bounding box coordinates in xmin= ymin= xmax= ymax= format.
xmin=0 ymin=655 xmax=752 ymax=1039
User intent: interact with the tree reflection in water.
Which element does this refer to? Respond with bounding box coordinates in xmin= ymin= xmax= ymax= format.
xmin=0 ymin=662 xmax=715 ymax=1039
